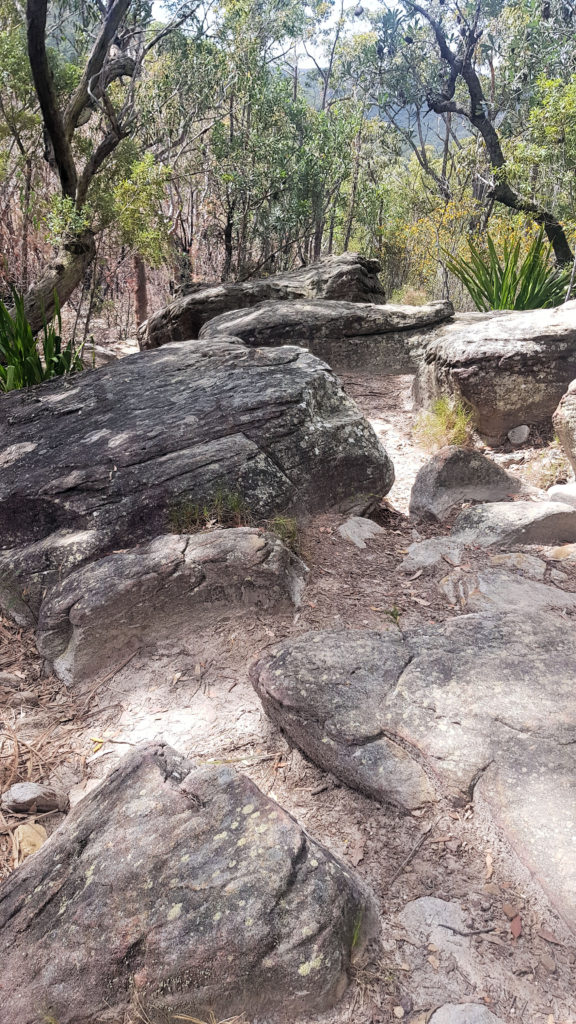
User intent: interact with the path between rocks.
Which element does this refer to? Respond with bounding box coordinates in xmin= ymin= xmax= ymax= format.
xmin=1 ymin=372 xmax=576 ymax=1024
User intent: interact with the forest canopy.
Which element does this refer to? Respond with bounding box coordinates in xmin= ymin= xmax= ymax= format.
xmin=1 ymin=0 xmax=575 ymax=341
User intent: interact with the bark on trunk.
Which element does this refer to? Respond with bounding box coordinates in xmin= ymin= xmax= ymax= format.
xmin=134 ymin=253 xmax=148 ymax=326
xmin=21 ymin=230 xmax=96 ymax=332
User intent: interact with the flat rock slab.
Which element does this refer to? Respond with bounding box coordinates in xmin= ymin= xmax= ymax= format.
xmin=140 ymin=253 xmax=386 ymax=349
xmin=0 ymin=340 xmax=393 ymax=622
xmin=37 ymin=528 xmax=308 ymax=687
xmin=548 ymin=481 xmax=576 ymax=507
xmin=409 ymin=446 xmax=526 ymax=521
xmin=415 ymin=301 xmax=576 ymax=440
xmin=0 ymin=742 xmax=377 ymax=1024
xmin=200 ymin=298 xmax=453 ymax=374
xmin=439 ymin=566 xmax=576 ymax=614
xmin=451 ymin=500 xmax=576 ymax=548
xmin=251 ymin=614 xmax=576 ymax=932
xmin=337 ymin=516 xmax=385 ymax=549
xmin=401 ymin=537 xmax=464 ymax=572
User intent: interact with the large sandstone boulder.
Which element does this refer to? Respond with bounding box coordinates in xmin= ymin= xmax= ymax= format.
xmin=251 ymin=613 xmax=576 ymax=933
xmin=199 ymin=298 xmax=453 ymax=374
xmin=409 ymin=447 xmax=527 ymax=520
xmin=0 ymin=341 xmax=393 ymax=623
xmin=139 ymin=253 xmax=386 ymax=350
xmin=0 ymin=742 xmax=377 ymax=1024
xmin=553 ymin=378 xmax=576 ymax=472
xmin=415 ymin=302 xmax=576 ymax=440
xmin=451 ymin=500 xmax=576 ymax=548
xmin=37 ymin=528 xmax=308 ymax=687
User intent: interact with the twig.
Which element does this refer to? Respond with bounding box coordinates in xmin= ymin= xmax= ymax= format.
xmin=78 ymin=648 xmax=142 ymax=715
xmin=386 ymin=818 xmax=438 ymax=888
xmin=438 ymin=924 xmax=496 ymax=937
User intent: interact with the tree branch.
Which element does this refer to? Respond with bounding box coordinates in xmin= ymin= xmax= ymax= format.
xmin=64 ymin=0 xmax=132 ymax=136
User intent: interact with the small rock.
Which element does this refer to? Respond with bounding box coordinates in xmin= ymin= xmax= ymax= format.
xmin=429 ymin=1004 xmax=504 ymax=1024
xmin=508 ymin=425 xmax=530 ymax=446
xmin=488 ymin=551 xmax=546 ymax=579
xmin=337 ymin=516 xmax=384 ymax=549
xmin=401 ymin=538 xmax=464 ymax=572
xmin=439 ymin=567 xmax=576 ymax=615
xmin=13 ymin=822 xmax=47 ymax=862
xmin=551 ymin=568 xmax=569 ymax=582
xmin=0 ymin=671 xmax=24 ymax=686
xmin=546 ymin=542 xmax=576 ymax=562
xmin=1 ymin=782 xmax=69 ymax=814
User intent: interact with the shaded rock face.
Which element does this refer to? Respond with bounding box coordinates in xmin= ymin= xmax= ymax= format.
xmin=409 ymin=447 xmax=526 ymax=521
xmin=553 ymin=377 xmax=576 ymax=472
xmin=0 ymin=743 xmax=377 ymax=1024
xmin=200 ymin=299 xmax=454 ymax=374
xmin=451 ymin=500 xmax=576 ymax=548
xmin=251 ymin=614 xmax=576 ymax=933
xmin=415 ymin=302 xmax=576 ymax=440
xmin=0 ymin=341 xmax=393 ymax=622
xmin=37 ymin=528 xmax=308 ymax=687
xmin=139 ymin=253 xmax=386 ymax=350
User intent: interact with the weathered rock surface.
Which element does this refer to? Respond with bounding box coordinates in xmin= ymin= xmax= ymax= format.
xmin=0 ymin=341 xmax=393 ymax=622
xmin=337 ymin=516 xmax=385 ymax=549
xmin=1 ymin=781 xmax=69 ymax=813
xmin=451 ymin=500 xmax=576 ymax=548
xmin=415 ymin=301 xmax=576 ymax=440
xmin=409 ymin=447 xmax=526 ymax=521
xmin=0 ymin=742 xmax=377 ymax=1024
xmin=251 ymin=630 xmax=437 ymax=811
xmin=140 ymin=253 xmax=386 ymax=349
xmin=37 ymin=528 xmax=308 ymax=687
xmin=200 ymin=298 xmax=453 ymax=373
xmin=553 ymin=378 xmax=576 ymax=472
xmin=401 ymin=537 xmax=464 ymax=572
xmin=439 ymin=566 xmax=576 ymax=614
xmin=548 ymin=482 xmax=576 ymax=507
xmin=251 ymin=614 xmax=576 ymax=932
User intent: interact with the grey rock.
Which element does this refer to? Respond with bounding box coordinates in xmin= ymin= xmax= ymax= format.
xmin=37 ymin=528 xmax=308 ymax=687
xmin=439 ymin=566 xmax=576 ymax=614
xmin=0 ymin=341 xmax=393 ymax=622
xmin=251 ymin=630 xmax=437 ymax=811
xmin=0 ymin=742 xmax=377 ymax=1024
xmin=409 ymin=447 xmax=526 ymax=521
xmin=1 ymin=781 xmax=69 ymax=813
xmin=429 ymin=1005 xmax=504 ymax=1024
xmin=508 ymin=424 xmax=530 ymax=446
xmin=488 ymin=551 xmax=546 ymax=579
xmin=415 ymin=302 xmax=576 ymax=441
xmin=548 ymin=482 xmax=576 ymax=507
xmin=251 ymin=613 xmax=576 ymax=932
xmin=140 ymin=253 xmax=386 ymax=349
xmin=553 ymin=377 xmax=576 ymax=472
xmin=401 ymin=537 xmax=464 ymax=572
xmin=451 ymin=500 xmax=576 ymax=548
xmin=200 ymin=298 xmax=453 ymax=374
xmin=337 ymin=516 xmax=385 ymax=549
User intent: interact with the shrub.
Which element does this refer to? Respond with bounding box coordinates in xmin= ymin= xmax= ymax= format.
xmin=266 ymin=514 xmax=300 ymax=552
xmin=413 ymin=396 xmax=474 ymax=451
xmin=169 ymin=488 xmax=253 ymax=532
xmin=0 ymin=291 xmax=83 ymax=392
xmin=444 ymin=229 xmax=570 ymax=311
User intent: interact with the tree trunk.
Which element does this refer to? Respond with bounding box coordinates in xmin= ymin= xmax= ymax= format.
xmin=134 ymin=253 xmax=148 ymax=326
xmin=22 ymin=229 xmax=96 ymax=332
xmin=21 ymin=160 xmax=32 ymax=292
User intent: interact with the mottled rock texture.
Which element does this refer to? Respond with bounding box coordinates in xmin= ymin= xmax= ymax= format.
xmin=451 ymin=500 xmax=576 ymax=548
xmin=409 ymin=447 xmax=526 ymax=521
xmin=37 ymin=528 xmax=308 ymax=686
xmin=0 ymin=742 xmax=377 ymax=1024
xmin=553 ymin=377 xmax=576 ymax=473
xmin=200 ymin=298 xmax=453 ymax=373
xmin=252 ymin=614 xmax=576 ymax=933
xmin=140 ymin=253 xmax=386 ymax=349
xmin=415 ymin=302 xmax=576 ymax=440
xmin=0 ymin=341 xmax=392 ymax=622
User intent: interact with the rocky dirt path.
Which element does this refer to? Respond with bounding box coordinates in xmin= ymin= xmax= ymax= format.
xmin=1 ymin=373 xmax=576 ymax=1024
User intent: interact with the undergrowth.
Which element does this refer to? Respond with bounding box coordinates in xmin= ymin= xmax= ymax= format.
xmin=0 ymin=291 xmax=83 ymax=392
xmin=523 ymin=441 xmax=572 ymax=490
xmin=413 ymin=395 xmax=474 ymax=451
xmin=169 ymin=490 xmax=300 ymax=552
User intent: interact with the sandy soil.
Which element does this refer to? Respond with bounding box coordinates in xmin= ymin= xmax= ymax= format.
xmin=1 ymin=373 xmax=576 ymax=1024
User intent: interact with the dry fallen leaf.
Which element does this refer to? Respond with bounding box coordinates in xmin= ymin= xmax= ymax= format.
xmin=485 ymin=850 xmax=494 ymax=880
xmin=538 ymin=927 xmax=563 ymax=946
xmin=14 ymin=823 xmax=47 ymax=864
xmin=393 ymin=1008 xmax=405 ymax=1020
xmin=510 ymin=914 xmax=522 ymax=939
xmin=503 ymin=902 xmax=519 ymax=920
